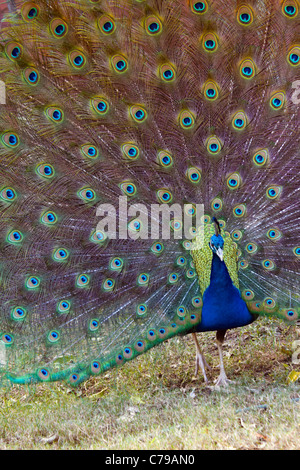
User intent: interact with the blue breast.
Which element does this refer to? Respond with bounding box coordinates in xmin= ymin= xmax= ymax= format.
xmin=196 ymin=253 xmax=255 ymax=332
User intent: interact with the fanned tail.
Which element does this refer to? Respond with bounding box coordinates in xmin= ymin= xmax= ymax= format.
xmin=0 ymin=0 xmax=299 ymax=386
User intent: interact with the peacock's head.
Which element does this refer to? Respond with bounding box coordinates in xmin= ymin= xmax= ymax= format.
xmin=209 ymin=217 xmax=224 ymax=261
xmin=209 ymin=233 xmax=224 ymax=261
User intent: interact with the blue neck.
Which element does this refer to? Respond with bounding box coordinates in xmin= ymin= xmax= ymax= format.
xmin=209 ymin=252 xmax=233 ymax=290
xmin=196 ymin=253 xmax=255 ymax=332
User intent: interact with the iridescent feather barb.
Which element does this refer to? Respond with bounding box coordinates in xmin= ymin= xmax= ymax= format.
xmin=0 ymin=0 xmax=299 ymax=387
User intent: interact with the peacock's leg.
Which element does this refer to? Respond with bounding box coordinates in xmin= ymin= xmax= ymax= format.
xmin=192 ymin=332 xmax=210 ymax=383
xmin=214 ymin=329 xmax=232 ymax=386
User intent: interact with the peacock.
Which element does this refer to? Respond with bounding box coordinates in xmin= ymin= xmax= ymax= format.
xmin=0 ymin=0 xmax=299 ymax=388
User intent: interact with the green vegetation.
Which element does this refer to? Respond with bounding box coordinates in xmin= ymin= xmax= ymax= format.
xmin=0 ymin=317 xmax=299 ymax=450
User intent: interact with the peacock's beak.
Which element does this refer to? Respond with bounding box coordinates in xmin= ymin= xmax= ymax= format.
xmin=216 ymin=248 xmax=223 ymax=261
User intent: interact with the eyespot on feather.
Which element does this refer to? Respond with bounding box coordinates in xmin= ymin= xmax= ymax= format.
xmin=253 ymin=149 xmax=269 ymax=167
xmin=270 ymin=91 xmax=285 ymax=110
xmin=40 ymin=211 xmax=57 ymax=225
xmin=157 ymin=189 xmax=172 ymax=203
xmin=89 ymin=318 xmax=100 ymax=332
xmin=264 ymin=297 xmax=276 ymax=309
xmin=233 ymin=204 xmax=246 ymax=217
xmin=11 ymin=306 xmax=27 ymax=321
xmin=110 ymin=257 xmax=124 ymax=271
xmin=5 ymin=42 xmax=23 ymax=60
xmin=202 ymin=33 xmax=218 ymax=52
xmin=81 ymin=144 xmax=99 ymax=159
xmin=36 ymin=163 xmax=55 ymax=179
xmin=116 ymin=354 xmax=124 ymax=365
xmin=90 ymin=361 xmax=102 ymax=375
xmin=158 ymin=150 xmax=173 ymax=167
xmin=78 ymin=187 xmax=96 ymax=202
xmin=170 ymin=219 xmax=182 ymax=233
xmin=1 ymin=333 xmax=14 ymax=346
xmin=90 ymin=229 xmax=107 ymax=243
xmin=232 ymin=111 xmax=248 ymax=130
xmin=185 ymin=204 xmax=196 ymax=217
xmin=203 ymin=80 xmax=219 ymax=100
xmin=144 ymin=15 xmax=162 ymax=35
xmin=122 ymin=143 xmax=140 ymax=160
xmin=129 ymin=105 xmax=147 ymax=123
xmin=239 ymin=260 xmax=248 ymax=269
xmin=266 ymin=185 xmax=282 ymax=200
xmin=262 ymin=259 xmax=275 ymax=270
xmin=111 ymin=54 xmax=128 ymax=73
xmin=158 ymin=327 xmax=168 ymax=339
xmin=1 ymin=132 xmax=20 ymax=148
xmin=283 ymin=309 xmax=298 ymax=321
xmin=186 ymin=167 xmax=201 ymax=184
xmin=282 ymin=0 xmax=298 ymax=18
xmin=192 ymin=296 xmax=203 ymax=308
xmin=211 ymin=197 xmax=223 ymax=212
xmin=50 ymin=18 xmax=68 ymax=38
xmin=147 ymin=329 xmax=157 ymax=341
xmin=76 ymin=274 xmax=90 ymax=288
xmin=136 ymin=304 xmax=147 ymax=316
xmin=232 ymin=233 xmax=242 ymax=242
xmin=226 ymin=173 xmax=241 ymax=190
xmin=123 ymin=347 xmax=133 ymax=359
xmin=7 ymin=230 xmax=23 ymax=244
xmin=137 ymin=273 xmax=149 ymax=286
xmin=26 ymin=276 xmax=40 ymax=289
xmin=21 ymin=2 xmax=40 ymax=21
xmin=186 ymin=269 xmax=196 ymax=279
xmin=206 ymin=136 xmax=222 ymax=154
xmin=128 ymin=218 xmax=142 ymax=234
xmin=37 ymin=368 xmax=51 ymax=381
xmin=287 ymin=46 xmax=300 ymax=66
xmin=68 ymin=373 xmax=81 ymax=385
xmin=176 ymin=256 xmax=187 ymax=267
xmin=179 ymin=110 xmax=195 ymax=129
xmin=91 ymin=97 xmax=109 ymax=116
xmin=266 ymin=228 xmax=282 ymax=241
xmin=237 ymin=5 xmax=254 ymax=25
xmin=98 ymin=15 xmax=116 ymax=35
xmin=168 ymin=273 xmax=179 ymax=284
xmin=45 ymin=107 xmax=64 ymax=123
xmin=120 ymin=182 xmax=137 ymax=196
xmin=135 ymin=340 xmax=146 ymax=353
xmin=57 ymin=300 xmax=71 ymax=314
xmin=190 ymin=312 xmax=200 ymax=325
xmin=177 ymin=306 xmax=187 ymax=317
xmin=190 ymin=1 xmax=208 ymax=14
xmin=102 ymin=278 xmax=115 ymax=291
xmin=151 ymin=241 xmax=164 ymax=255
xmin=245 ymin=242 xmax=258 ymax=254
xmin=293 ymin=247 xmax=300 ymax=257
xmin=69 ymin=50 xmax=87 ymax=69
xmin=53 ymin=248 xmax=69 ymax=262
xmin=242 ymin=289 xmax=255 ymax=300
xmin=159 ymin=63 xmax=176 ymax=82
xmin=239 ymin=58 xmax=256 ymax=79
xmin=23 ymin=67 xmax=40 ymax=86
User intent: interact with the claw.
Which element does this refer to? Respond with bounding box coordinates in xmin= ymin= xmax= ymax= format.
xmin=214 ymin=373 xmax=234 ymax=387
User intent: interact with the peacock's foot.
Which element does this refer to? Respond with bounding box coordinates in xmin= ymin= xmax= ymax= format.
xmin=214 ymin=372 xmax=234 ymax=387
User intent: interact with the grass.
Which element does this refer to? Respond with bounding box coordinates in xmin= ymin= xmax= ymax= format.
xmin=0 ymin=316 xmax=299 ymax=450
